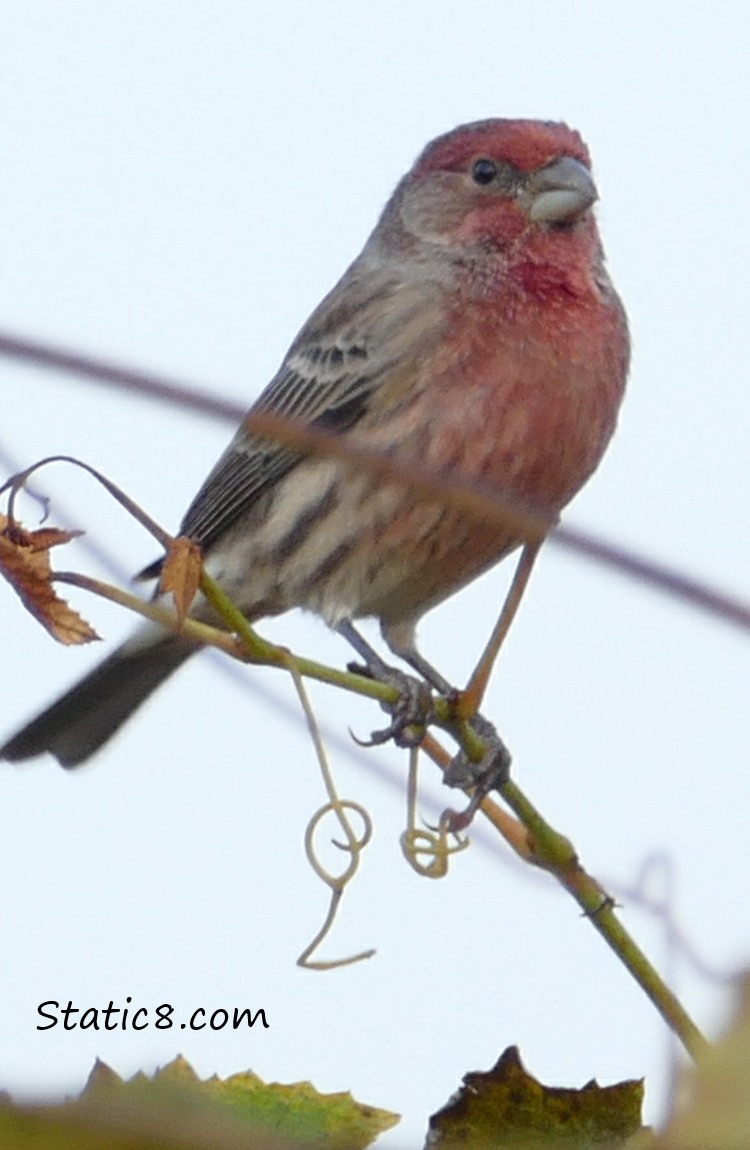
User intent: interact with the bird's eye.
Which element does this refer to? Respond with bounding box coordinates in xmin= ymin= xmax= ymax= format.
xmin=471 ymin=158 xmax=498 ymax=185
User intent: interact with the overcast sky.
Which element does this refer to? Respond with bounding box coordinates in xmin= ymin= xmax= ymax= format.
xmin=1 ymin=5 xmax=749 ymax=1146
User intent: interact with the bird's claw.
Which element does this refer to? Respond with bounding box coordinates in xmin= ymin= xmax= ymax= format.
xmin=441 ymin=715 xmax=512 ymax=829
xmin=347 ymin=661 xmax=433 ymax=748
xmin=346 ymin=658 xmax=511 ymax=831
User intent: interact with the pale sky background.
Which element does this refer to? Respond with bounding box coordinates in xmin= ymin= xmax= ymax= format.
xmin=1 ymin=4 xmax=749 ymax=1146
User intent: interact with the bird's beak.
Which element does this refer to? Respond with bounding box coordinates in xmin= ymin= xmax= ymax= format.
xmin=522 ymin=157 xmax=597 ymax=224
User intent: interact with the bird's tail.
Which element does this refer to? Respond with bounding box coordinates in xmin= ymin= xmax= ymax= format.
xmin=1 ymin=632 xmax=196 ymax=768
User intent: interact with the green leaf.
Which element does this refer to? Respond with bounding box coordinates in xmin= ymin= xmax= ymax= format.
xmin=0 ymin=1056 xmax=399 ymax=1150
xmin=427 ymin=1046 xmax=645 ymax=1149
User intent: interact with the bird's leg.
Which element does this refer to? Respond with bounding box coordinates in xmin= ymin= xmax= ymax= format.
xmin=337 ymin=620 xmax=433 ymax=747
xmin=397 ymin=647 xmax=453 ymax=696
xmin=339 ymin=621 xmax=511 ymax=826
xmin=379 ymin=617 xmax=455 ymax=695
xmin=379 ymin=623 xmax=513 ymax=821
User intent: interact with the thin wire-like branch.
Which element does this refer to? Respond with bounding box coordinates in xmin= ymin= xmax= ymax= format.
xmin=3 ymin=327 xmax=749 ymax=635
xmin=0 ymin=330 xmax=244 ymax=424
xmin=459 ymin=541 xmax=541 ymax=716
xmin=1 ymin=454 xmax=173 ymax=549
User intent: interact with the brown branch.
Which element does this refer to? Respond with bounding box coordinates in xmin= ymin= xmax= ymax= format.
xmin=2 ymin=326 xmax=750 ymax=634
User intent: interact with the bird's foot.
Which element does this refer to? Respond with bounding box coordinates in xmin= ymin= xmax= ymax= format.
xmin=441 ymin=714 xmax=512 ymax=830
xmin=347 ymin=661 xmax=433 ymax=748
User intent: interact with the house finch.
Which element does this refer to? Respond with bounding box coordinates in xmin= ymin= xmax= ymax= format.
xmin=2 ymin=118 xmax=629 ymax=767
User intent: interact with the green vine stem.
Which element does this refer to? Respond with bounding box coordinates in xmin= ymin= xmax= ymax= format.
xmin=199 ymin=570 xmax=710 ymax=1061
xmin=51 ymin=563 xmax=709 ymax=1060
xmin=498 ymin=778 xmax=710 ymax=1061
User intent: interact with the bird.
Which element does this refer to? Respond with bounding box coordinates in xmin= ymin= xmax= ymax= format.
xmin=1 ymin=118 xmax=629 ymax=768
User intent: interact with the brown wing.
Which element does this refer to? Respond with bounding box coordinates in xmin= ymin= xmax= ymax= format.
xmin=176 ymin=263 xmax=442 ymax=553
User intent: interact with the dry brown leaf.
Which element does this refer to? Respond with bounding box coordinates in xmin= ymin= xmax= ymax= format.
xmin=159 ymin=535 xmax=202 ymax=624
xmin=0 ymin=513 xmax=99 ymax=645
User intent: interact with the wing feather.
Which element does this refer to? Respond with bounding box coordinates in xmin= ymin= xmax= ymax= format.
xmin=177 ymin=262 xmax=444 ymax=552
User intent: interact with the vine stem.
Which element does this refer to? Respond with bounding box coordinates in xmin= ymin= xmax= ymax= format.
xmin=56 ymin=564 xmax=709 ymax=1057
xmin=419 ymin=734 xmax=709 ymax=1060
xmin=49 ymin=563 xmax=711 ymax=1058
xmin=198 ymin=570 xmax=711 ymax=1060
xmin=501 ymin=778 xmax=709 ymax=1060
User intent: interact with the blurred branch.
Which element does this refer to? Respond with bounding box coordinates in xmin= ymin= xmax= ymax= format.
xmin=2 ymin=326 xmax=750 ymax=634
xmin=0 ymin=330 xmax=244 ymax=423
